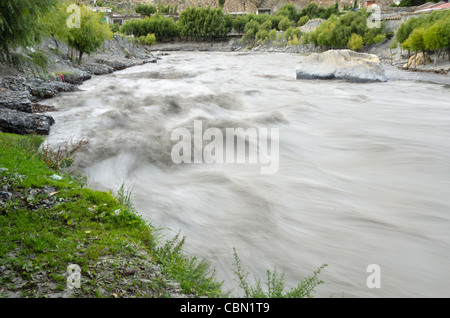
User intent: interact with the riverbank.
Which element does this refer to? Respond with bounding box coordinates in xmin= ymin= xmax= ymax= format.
xmin=0 ymin=132 xmax=223 ymax=298
xmin=0 ymin=36 xmax=227 ymax=298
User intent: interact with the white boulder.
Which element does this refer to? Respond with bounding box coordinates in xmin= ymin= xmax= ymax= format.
xmin=296 ymin=49 xmax=387 ymax=83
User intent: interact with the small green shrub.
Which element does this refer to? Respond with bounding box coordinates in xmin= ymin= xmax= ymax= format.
xmin=347 ymin=33 xmax=364 ymax=50
xmin=233 ymin=248 xmax=327 ymax=298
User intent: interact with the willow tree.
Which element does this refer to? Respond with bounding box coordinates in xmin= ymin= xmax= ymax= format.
xmin=68 ymin=6 xmax=113 ymax=65
xmin=0 ymin=0 xmax=56 ymax=63
xmin=40 ymin=1 xmax=71 ymax=51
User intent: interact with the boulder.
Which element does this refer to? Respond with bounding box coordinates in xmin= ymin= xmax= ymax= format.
xmin=0 ymin=90 xmax=33 ymax=113
xmin=59 ymin=69 xmax=92 ymax=85
xmin=299 ymin=18 xmax=325 ymax=33
xmin=0 ymin=76 xmax=30 ymax=92
xmin=403 ymin=52 xmax=432 ymax=69
xmin=0 ymin=109 xmax=55 ymax=135
xmin=28 ymin=78 xmax=79 ymax=99
xmin=94 ymin=58 xmax=136 ymax=71
xmin=80 ymin=63 xmax=114 ymax=75
xmin=296 ymin=49 xmax=387 ymax=83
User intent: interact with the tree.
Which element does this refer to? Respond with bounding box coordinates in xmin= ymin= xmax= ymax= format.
xmin=303 ymin=10 xmax=387 ymax=50
xmin=0 ymin=0 xmax=57 ymax=62
xmin=135 ymin=3 xmax=157 ymax=16
xmin=68 ymin=6 xmax=113 ymax=65
xmin=241 ymin=20 xmax=260 ymax=42
xmin=40 ymin=1 xmax=71 ymax=51
xmin=298 ymin=15 xmax=310 ymax=27
xmin=278 ymin=17 xmax=293 ymax=31
xmin=407 ymin=27 xmax=426 ymax=68
xmin=275 ymin=4 xmax=299 ymax=22
xmin=177 ymin=7 xmax=230 ymax=40
xmin=423 ymin=20 xmax=449 ymax=66
xmin=232 ymin=15 xmax=249 ymax=34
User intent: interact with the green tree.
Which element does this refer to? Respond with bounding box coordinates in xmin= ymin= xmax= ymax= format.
xmin=121 ymin=14 xmax=179 ymax=40
xmin=347 ymin=33 xmax=364 ymax=50
xmin=40 ymin=1 xmax=70 ymax=51
xmin=298 ymin=15 xmax=310 ymax=27
xmin=423 ymin=20 xmax=449 ymax=66
xmin=278 ymin=17 xmax=293 ymax=31
xmin=0 ymin=0 xmax=57 ymax=62
xmin=232 ymin=15 xmax=249 ymax=34
xmin=242 ymin=20 xmax=260 ymax=42
xmin=135 ymin=3 xmax=157 ymax=16
xmin=407 ymin=27 xmax=426 ymax=68
xmin=177 ymin=7 xmax=230 ymax=40
xmin=275 ymin=4 xmax=299 ymax=22
xmin=303 ymin=10 xmax=386 ymax=50
xmin=68 ymin=6 xmax=113 ymax=65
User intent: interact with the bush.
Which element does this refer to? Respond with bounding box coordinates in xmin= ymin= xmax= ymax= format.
xmin=241 ymin=20 xmax=260 ymax=42
xmin=135 ymin=3 xmax=156 ymax=16
xmin=269 ymin=29 xmax=278 ymax=41
xmin=303 ymin=9 xmax=387 ymax=49
xmin=233 ymin=248 xmax=327 ymax=298
xmin=278 ymin=17 xmax=293 ymax=31
xmin=121 ymin=14 xmax=179 ymax=40
xmin=373 ymin=33 xmax=386 ymax=44
xmin=284 ymin=27 xmax=302 ymax=42
xmin=177 ymin=7 xmax=231 ymax=40
xmin=256 ymin=29 xmax=269 ymax=43
xmin=274 ymin=4 xmax=299 ymax=22
xmin=145 ymin=33 xmax=157 ymax=45
xmin=298 ymin=15 xmax=310 ymax=27
xmin=347 ymin=33 xmax=364 ymax=50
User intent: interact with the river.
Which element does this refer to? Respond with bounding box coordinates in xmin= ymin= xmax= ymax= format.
xmin=44 ymin=52 xmax=450 ymax=298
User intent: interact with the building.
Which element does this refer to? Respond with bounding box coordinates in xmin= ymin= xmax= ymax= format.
xmin=256 ymin=8 xmax=271 ymax=15
xmin=106 ymin=13 xmax=145 ymax=26
xmin=363 ymin=0 xmax=377 ymax=8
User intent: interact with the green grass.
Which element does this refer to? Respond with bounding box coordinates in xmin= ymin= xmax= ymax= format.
xmin=0 ymin=132 xmax=223 ymax=298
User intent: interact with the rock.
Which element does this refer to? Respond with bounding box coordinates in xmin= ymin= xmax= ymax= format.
xmin=59 ymin=69 xmax=92 ymax=85
xmin=28 ymin=77 xmax=79 ymax=99
xmin=296 ymin=49 xmax=387 ymax=83
xmin=143 ymin=57 xmax=158 ymax=64
xmin=79 ymin=63 xmax=114 ymax=76
xmin=94 ymin=58 xmax=136 ymax=71
xmin=32 ymin=103 xmax=56 ymax=113
xmin=300 ymin=18 xmax=325 ymax=33
xmin=0 ymin=108 xmax=55 ymax=135
xmin=403 ymin=52 xmax=432 ymax=69
xmin=0 ymin=76 xmax=30 ymax=92
xmin=0 ymin=90 xmax=33 ymax=113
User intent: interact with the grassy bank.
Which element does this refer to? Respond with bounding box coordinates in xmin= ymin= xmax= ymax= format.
xmin=0 ymin=132 xmax=327 ymax=298
xmin=0 ymin=132 xmax=222 ymax=298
